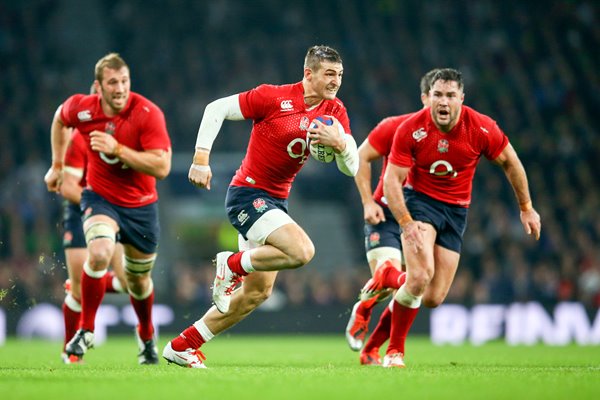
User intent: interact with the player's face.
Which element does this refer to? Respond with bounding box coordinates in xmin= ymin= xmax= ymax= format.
xmin=97 ymin=66 xmax=131 ymax=115
xmin=309 ymin=61 xmax=343 ymax=101
xmin=429 ymin=79 xmax=464 ymax=132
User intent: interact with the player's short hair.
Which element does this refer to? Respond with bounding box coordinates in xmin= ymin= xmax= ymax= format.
xmin=304 ymin=45 xmax=342 ymax=71
xmin=431 ymin=68 xmax=464 ymax=90
xmin=95 ymin=53 xmax=129 ymax=83
xmin=420 ymin=68 xmax=441 ymax=94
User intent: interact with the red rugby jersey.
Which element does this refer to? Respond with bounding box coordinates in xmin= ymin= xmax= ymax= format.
xmin=367 ymin=113 xmax=414 ymax=207
xmin=233 ymin=82 xmax=351 ymax=198
xmin=389 ymin=106 xmax=508 ymax=207
xmin=60 ymin=92 xmax=171 ymax=207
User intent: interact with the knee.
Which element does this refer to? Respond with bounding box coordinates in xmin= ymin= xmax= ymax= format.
xmin=422 ymin=292 xmax=446 ymax=308
xmin=288 ymin=241 xmax=315 ymax=269
xmin=126 ymin=273 xmax=151 ymax=296
xmin=406 ymin=270 xmax=433 ymax=294
xmin=87 ymin=247 xmax=112 ymax=270
xmin=422 ymin=297 xmax=441 ymax=308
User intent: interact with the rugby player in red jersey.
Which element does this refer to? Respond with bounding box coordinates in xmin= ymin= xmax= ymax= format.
xmin=58 ymin=128 xmax=128 ymax=364
xmin=380 ymin=68 xmax=541 ymax=368
xmin=345 ymin=69 xmax=440 ymax=365
xmin=45 ymin=53 xmax=172 ymax=364
xmin=163 ymin=45 xmax=359 ymax=368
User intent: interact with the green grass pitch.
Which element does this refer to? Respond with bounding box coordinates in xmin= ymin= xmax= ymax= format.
xmin=1 ymin=334 xmax=599 ymax=400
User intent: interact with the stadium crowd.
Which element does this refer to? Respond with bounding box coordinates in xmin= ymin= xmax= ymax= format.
xmin=0 ymin=0 xmax=598 ymax=317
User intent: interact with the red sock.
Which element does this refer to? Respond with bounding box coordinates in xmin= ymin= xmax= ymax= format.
xmin=387 ymin=300 xmax=420 ymax=355
xmin=171 ymin=325 xmax=206 ymax=351
xmin=103 ymin=271 xmax=118 ymax=293
xmin=363 ymin=306 xmax=392 ymax=352
xmin=382 ymin=268 xmax=406 ymax=289
xmin=226 ymin=252 xmax=248 ymax=276
xmin=80 ymin=271 xmax=107 ymax=332
xmin=62 ymin=300 xmax=81 ymax=350
xmin=130 ymin=290 xmax=155 ymax=341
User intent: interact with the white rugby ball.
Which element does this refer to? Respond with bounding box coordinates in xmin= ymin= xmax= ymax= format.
xmin=308 ymin=116 xmax=337 ymax=163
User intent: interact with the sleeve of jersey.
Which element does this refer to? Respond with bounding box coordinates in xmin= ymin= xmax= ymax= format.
xmin=140 ymin=106 xmax=171 ymax=151
xmin=388 ymin=125 xmax=413 ymax=167
xmin=60 ymin=94 xmax=84 ymax=126
xmin=484 ymin=123 xmax=509 ymax=160
xmin=368 ymin=117 xmax=397 ymax=156
xmin=238 ymin=85 xmax=270 ymax=120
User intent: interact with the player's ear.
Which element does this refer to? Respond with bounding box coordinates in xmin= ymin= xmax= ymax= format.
xmin=303 ymin=67 xmax=312 ymax=80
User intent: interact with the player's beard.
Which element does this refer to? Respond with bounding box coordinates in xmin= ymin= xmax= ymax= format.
xmin=105 ymin=92 xmax=129 ymax=113
xmin=434 ymin=107 xmax=460 ymax=132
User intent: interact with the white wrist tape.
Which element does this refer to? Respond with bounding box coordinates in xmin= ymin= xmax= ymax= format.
xmin=190 ymin=164 xmax=211 ymax=172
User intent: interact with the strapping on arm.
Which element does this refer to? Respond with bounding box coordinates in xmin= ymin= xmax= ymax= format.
xmin=335 ymin=134 xmax=359 ymax=177
xmin=194 ymin=94 xmax=244 ymax=152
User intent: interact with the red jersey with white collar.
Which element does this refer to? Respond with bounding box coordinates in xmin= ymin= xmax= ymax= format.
xmin=64 ymin=129 xmax=87 ymax=187
xmin=233 ymin=82 xmax=351 ymax=198
xmin=60 ymin=92 xmax=171 ymax=207
xmin=367 ymin=114 xmax=414 ymax=207
xmin=389 ymin=105 xmax=508 ymax=207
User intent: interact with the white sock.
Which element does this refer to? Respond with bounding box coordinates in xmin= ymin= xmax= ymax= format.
xmin=64 ymin=293 xmax=82 ymax=312
xmin=83 ymin=261 xmax=107 ymax=278
xmin=193 ymin=319 xmax=215 ymax=342
xmin=241 ymin=250 xmax=255 ymax=273
xmin=394 ymin=284 xmax=422 ymax=308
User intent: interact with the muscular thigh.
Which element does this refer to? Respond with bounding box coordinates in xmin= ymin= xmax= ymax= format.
xmin=265 ymin=222 xmax=312 ymax=255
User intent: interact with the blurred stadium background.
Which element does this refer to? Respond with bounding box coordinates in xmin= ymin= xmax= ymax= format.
xmin=0 ymin=0 xmax=598 ymax=343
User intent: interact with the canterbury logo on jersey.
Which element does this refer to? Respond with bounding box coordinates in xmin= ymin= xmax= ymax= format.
xmin=412 ymin=128 xmax=427 ymax=142
xmin=280 ymin=100 xmax=293 ymax=111
xmin=77 ymin=110 xmax=92 ymax=121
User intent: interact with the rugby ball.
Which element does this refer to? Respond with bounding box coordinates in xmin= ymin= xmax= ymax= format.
xmin=308 ymin=116 xmax=336 ymax=163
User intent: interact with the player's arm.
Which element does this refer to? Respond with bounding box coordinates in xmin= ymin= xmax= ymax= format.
xmin=355 ymin=140 xmax=386 ymax=224
xmin=59 ymin=167 xmax=84 ymax=204
xmin=190 ymin=94 xmax=245 ymax=190
xmin=334 ymin=132 xmax=359 ymax=177
xmin=44 ymin=106 xmax=70 ymax=193
xmin=383 ymin=163 xmax=425 ymax=252
xmin=89 ymin=130 xmax=172 ymax=179
xmin=492 ymin=143 xmax=541 ymax=240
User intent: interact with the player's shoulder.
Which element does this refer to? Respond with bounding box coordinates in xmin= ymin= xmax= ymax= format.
xmin=380 ymin=112 xmax=416 ymax=126
xmin=245 ymin=82 xmax=302 ymax=108
xmin=462 ymin=105 xmax=497 ymax=129
xmin=64 ymin=93 xmax=96 ymax=109
xmin=252 ymin=82 xmax=301 ymax=96
xmin=128 ymin=92 xmax=164 ymax=115
xmin=61 ymin=94 xmax=99 ymax=123
xmin=398 ymin=108 xmax=428 ymax=131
